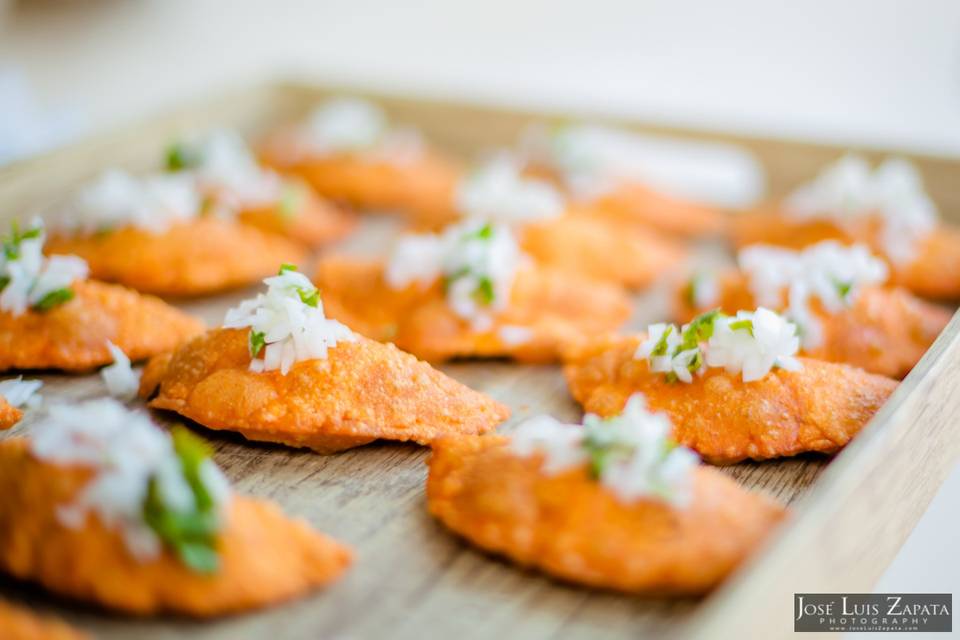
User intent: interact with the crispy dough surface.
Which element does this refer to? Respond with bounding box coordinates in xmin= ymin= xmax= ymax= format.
xmin=0 ymin=438 xmax=352 ymax=617
xmin=261 ymin=134 xmax=461 ymax=228
xmin=586 ymin=182 xmax=726 ymax=238
xmin=675 ymin=272 xmax=952 ymax=378
xmin=520 ymin=212 xmax=686 ymax=289
xmin=729 ymin=211 xmax=960 ymax=301
xmin=314 ymin=257 xmax=632 ymax=363
xmin=46 ymin=218 xmax=306 ymax=297
xmin=0 ymin=396 xmax=23 ymax=429
xmin=0 ymin=600 xmax=88 ymax=640
xmin=237 ymin=188 xmax=356 ymax=247
xmin=142 ymin=329 xmax=509 ymax=453
xmin=0 ymin=280 xmax=204 ymax=372
xmin=563 ymin=335 xmax=897 ymax=464
xmin=427 ymin=435 xmax=785 ymax=594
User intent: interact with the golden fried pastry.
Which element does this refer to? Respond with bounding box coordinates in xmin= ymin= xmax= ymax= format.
xmin=675 ymin=249 xmax=952 ymax=379
xmin=0 ymin=407 xmax=353 ymax=617
xmin=47 ymin=218 xmax=306 ymax=297
xmin=237 ymin=186 xmax=355 ymax=248
xmin=519 ymin=210 xmax=685 ymax=289
xmin=315 ymin=256 xmax=632 ymax=363
xmin=260 ymin=99 xmax=461 ymax=227
xmin=729 ymin=156 xmax=960 ymax=300
xmin=584 ymin=182 xmax=726 ymax=238
xmin=730 ymin=212 xmax=960 ymax=301
xmin=564 ymin=326 xmax=897 ymax=464
xmin=0 ymin=397 xmax=22 ymax=429
xmin=141 ymin=329 xmax=508 ymax=453
xmin=428 ymin=427 xmax=784 ymax=594
xmin=0 ymin=600 xmax=88 ymax=640
xmin=0 ymin=280 xmax=202 ymax=372
xmin=164 ymin=130 xmax=355 ymax=248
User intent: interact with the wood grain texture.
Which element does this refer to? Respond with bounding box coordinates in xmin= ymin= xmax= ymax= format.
xmin=0 ymin=83 xmax=956 ymax=640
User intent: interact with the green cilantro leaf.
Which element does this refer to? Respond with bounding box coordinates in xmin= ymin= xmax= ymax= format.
xmin=729 ymin=318 xmax=754 ymax=335
xmin=142 ymin=426 xmax=223 ymax=574
xmin=165 ymin=143 xmax=203 ymax=171
xmin=249 ymin=330 xmax=266 ymax=358
xmin=680 ymin=309 xmax=722 ymax=351
xmin=473 ymin=277 xmax=495 ymax=306
xmin=297 ymin=286 xmax=320 ymax=308
xmin=833 ymin=278 xmax=853 ymax=300
xmin=465 ymin=222 xmax=494 ymax=240
xmin=279 ymin=263 xmax=298 ymax=274
xmin=32 ymin=287 xmax=74 ymax=312
xmin=650 ymin=325 xmax=674 ymax=357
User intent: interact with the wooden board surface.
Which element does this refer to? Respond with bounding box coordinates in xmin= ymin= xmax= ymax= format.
xmin=0 ymin=82 xmax=958 ymax=640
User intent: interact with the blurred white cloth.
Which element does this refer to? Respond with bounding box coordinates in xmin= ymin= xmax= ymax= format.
xmin=0 ymin=67 xmax=84 ymax=165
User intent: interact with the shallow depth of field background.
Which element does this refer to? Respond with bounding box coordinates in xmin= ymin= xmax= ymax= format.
xmin=0 ymin=1 xmax=957 ymax=635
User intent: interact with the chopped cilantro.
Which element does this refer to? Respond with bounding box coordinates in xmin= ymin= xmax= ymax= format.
xmin=142 ymin=426 xmax=222 ymax=574
xmin=679 ymin=309 xmax=722 ymax=351
xmin=473 ymin=277 xmax=495 ymax=306
xmin=32 ymin=287 xmax=74 ymax=312
xmin=279 ymin=263 xmax=298 ymax=274
xmin=682 ymin=277 xmax=698 ymax=308
xmin=278 ymin=184 xmax=305 ymax=220
xmin=650 ymin=325 xmax=674 ymax=357
xmin=2 ymin=220 xmax=43 ymax=260
xmin=249 ymin=330 xmax=266 ymax=358
xmin=729 ymin=318 xmax=754 ymax=334
xmin=165 ymin=143 xmax=203 ymax=171
xmin=0 ymin=276 xmax=9 ymax=292
xmin=833 ymin=278 xmax=853 ymax=300
xmin=464 ymin=222 xmax=494 ymax=241
xmin=297 ymin=286 xmax=320 ymax=308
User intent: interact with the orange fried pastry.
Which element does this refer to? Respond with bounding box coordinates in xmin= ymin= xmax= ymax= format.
xmin=46 ymin=170 xmax=306 ymax=296
xmin=141 ymin=267 xmax=508 ymax=453
xmin=0 ymin=401 xmax=352 ymax=617
xmin=0 ymin=600 xmax=88 ymax=640
xmin=519 ymin=124 xmax=747 ymax=239
xmin=729 ymin=155 xmax=960 ymax=301
xmin=315 ymin=221 xmax=632 ymax=363
xmin=452 ymin=154 xmax=685 ymax=289
xmin=564 ymin=309 xmax=898 ymax=464
xmin=0 ymin=377 xmax=42 ymax=428
xmin=164 ymin=130 xmax=355 ymax=247
xmin=428 ymin=396 xmax=785 ymax=594
xmin=0 ymin=223 xmax=203 ymax=371
xmin=676 ymin=242 xmax=951 ymax=378
xmin=260 ymin=98 xmax=461 ymax=227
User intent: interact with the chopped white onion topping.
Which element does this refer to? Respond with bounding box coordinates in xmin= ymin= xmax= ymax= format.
xmin=185 ymin=129 xmax=282 ymax=208
xmin=510 ymin=394 xmax=699 ymax=507
xmin=636 ymin=308 xmax=802 ymax=384
xmin=455 ymin=154 xmax=564 ymax=224
xmin=0 ymin=376 xmax=42 ymax=409
xmin=101 ymin=340 xmax=141 ymax=401
xmin=520 ymin=123 xmax=764 ymax=207
xmin=29 ymin=399 xmax=231 ymax=562
xmin=785 ymin=155 xmax=938 ymax=264
xmin=385 ymin=220 xmax=523 ymax=330
xmin=59 ymin=169 xmax=203 ymax=234
xmin=739 ymin=241 xmax=888 ymax=348
xmin=0 ymin=221 xmax=88 ymax=317
xmin=306 ymin=98 xmax=387 ymax=153
xmin=224 ymin=268 xmax=355 ymax=375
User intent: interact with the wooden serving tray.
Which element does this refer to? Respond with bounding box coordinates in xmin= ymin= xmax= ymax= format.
xmin=0 ymin=81 xmax=957 ymax=640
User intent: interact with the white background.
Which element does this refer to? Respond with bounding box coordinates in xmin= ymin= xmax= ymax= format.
xmin=1 ymin=1 xmax=957 ymax=636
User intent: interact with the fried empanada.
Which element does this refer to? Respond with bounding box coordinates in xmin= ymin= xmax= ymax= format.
xmin=140 ymin=329 xmax=509 ymax=453
xmin=0 ymin=438 xmax=352 ymax=617
xmin=675 ymin=272 xmax=951 ymax=378
xmin=427 ymin=434 xmax=784 ymax=594
xmin=46 ymin=218 xmax=306 ymax=297
xmin=731 ymin=211 xmax=960 ymax=301
xmin=520 ymin=211 xmax=685 ymax=289
xmin=0 ymin=280 xmax=203 ymax=372
xmin=236 ymin=186 xmax=356 ymax=248
xmin=314 ymin=257 xmax=632 ymax=363
xmin=261 ymin=130 xmax=461 ymax=228
xmin=0 ymin=396 xmax=22 ymax=429
xmin=0 ymin=600 xmax=88 ymax=640
xmin=585 ymin=182 xmax=727 ymax=238
xmin=563 ymin=335 xmax=897 ymax=464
